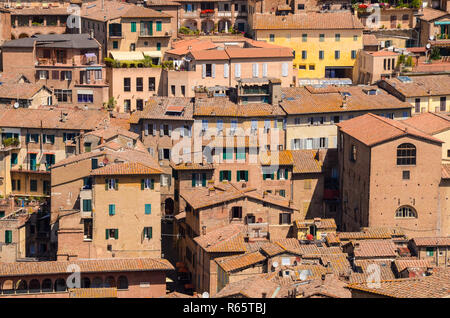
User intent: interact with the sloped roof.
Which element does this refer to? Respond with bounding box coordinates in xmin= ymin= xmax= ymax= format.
xmin=382 ymin=75 xmax=450 ymax=97
xmin=402 ymin=112 xmax=450 ymax=135
xmin=412 ymin=237 xmax=450 ymax=247
xmin=2 ymin=34 xmax=100 ymax=49
xmin=90 ymin=162 xmax=161 ymax=175
xmin=216 ymin=251 xmax=266 ymax=272
xmin=290 ymin=150 xmax=322 ymax=174
xmin=336 ymin=113 xmax=442 ymax=147
xmin=193 ymin=224 xmax=247 ymax=253
xmin=353 ymin=240 xmax=397 ymax=258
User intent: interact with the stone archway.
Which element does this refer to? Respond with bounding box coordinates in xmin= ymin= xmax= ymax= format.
xmin=201 ymin=19 xmax=214 ymax=33
xmin=218 ymin=19 xmax=231 ymax=33
xmin=183 ymin=19 xmax=198 ymax=31
xmin=18 ymin=33 xmax=29 ymax=38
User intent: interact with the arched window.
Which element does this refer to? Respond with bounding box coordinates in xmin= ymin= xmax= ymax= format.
xmin=395 ymin=206 xmax=417 ymax=218
xmin=92 ymin=277 xmax=103 ymax=288
xmin=117 ymin=276 xmax=128 ymax=290
xmin=104 ymin=276 xmax=116 ymax=288
xmin=29 ymin=279 xmax=40 ymax=293
xmin=1 ymin=280 xmax=14 ymax=294
xmin=54 ymin=278 xmax=67 ymax=292
xmin=81 ymin=277 xmax=91 ymax=288
xmin=42 ymin=279 xmax=53 ymax=292
xmin=16 ymin=280 xmax=27 ymax=294
xmin=397 ymin=143 xmax=416 ymax=165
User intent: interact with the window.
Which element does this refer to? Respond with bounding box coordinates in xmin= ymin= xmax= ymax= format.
xmin=279 ymin=213 xmax=291 ymax=224
xmin=219 ymin=170 xmax=232 ymax=182
xmin=181 ymin=85 xmax=185 ymax=97
xmin=335 ymin=34 xmax=340 ymax=41
xmin=38 ymin=70 xmax=49 ymax=80
xmin=236 ymin=170 xmax=248 ymax=182
xmin=109 ymin=204 xmax=116 ymax=216
xmin=61 ymin=71 xmax=72 ymax=80
xmin=157 ymin=42 xmax=161 ymax=51
xmin=84 ymin=219 xmax=92 ymax=240
xmin=112 ymin=41 xmax=118 ymax=49
xmin=143 ymin=227 xmax=152 ymax=239
xmin=136 ymin=77 xmax=143 ymax=91
xmin=5 ymin=230 xmax=12 ymax=244
xmin=124 ymin=78 xmax=131 ymax=92
xmin=426 ymin=247 xmax=434 ymax=256
xmin=30 ymin=179 xmax=38 ymax=192
xmin=171 ymin=85 xmax=175 ymax=96
xmin=83 ymin=199 xmax=92 ymax=212
xmin=397 ymin=143 xmax=416 ymax=165
xmin=298 ymin=4 xmax=305 ymax=10
xmin=136 ymin=99 xmax=143 ymax=111
xmin=156 ymin=21 xmax=162 ymax=31
xmin=279 ymin=189 xmax=286 ymax=197
xmin=236 ymin=148 xmax=246 ymax=160
xmin=54 ymin=89 xmax=72 ymax=103
xmin=44 ymin=134 xmax=55 ymax=144
xmin=335 ymin=50 xmax=340 ymax=59
xmin=149 ymin=77 xmax=155 ymax=91
xmin=351 ymin=50 xmax=357 ymax=59
xmin=106 ymin=178 xmax=118 ymax=190
xmin=205 ymin=64 xmax=212 ymax=77
xmin=402 ymin=170 xmax=410 ymax=180
xmin=278 ymin=168 xmax=288 ymax=180
xmin=440 ymin=96 xmax=447 ymax=112
xmin=319 ymin=50 xmax=324 ymax=60
xmin=414 ymin=98 xmax=421 ymax=113
xmin=231 ymin=206 xmax=242 ymax=219
xmin=223 ymin=148 xmax=233 ymax=160
xmin=106 ymin=229 xmax=119 ymax=239
xmin=302 ymin=34 xmax=307 ymax=42
xmin=124 ymin=100 xmax=131 ymax=112
xmin=12 ymin=179 xmax=20 ymax=191
xmin=350 ymin=145 xmax=357 ymax=162
xmin=11 ymin=153 xmax=18 ymax=166
xmin=131 ymin=21 xmax=136 ymax=32
xmin=192 ymin=173 xmax=206 ymax=187
xmin=353 ymin=35 xmax=358 ymax=41
xmin=319 ymin=34 xmax=325 ymax=42
xmin=145 ymin=204 xmax=152 ymax=215
xmin=269 ymin=34 xmax=275 ymax=42
xmin=77 ymin=92 xmax=93 ymax=103
xmin=395 ymin=206 xmax=417 ymax=218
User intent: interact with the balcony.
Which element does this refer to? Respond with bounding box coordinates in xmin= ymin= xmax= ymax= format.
xmin=246 ymin=222 xmax=269 ymax=240
xmin=200 ymin=9 xmax=215 ymax=17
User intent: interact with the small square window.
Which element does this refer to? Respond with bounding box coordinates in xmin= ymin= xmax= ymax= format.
xmin=402 ymin=170 xmax=410 ymax=180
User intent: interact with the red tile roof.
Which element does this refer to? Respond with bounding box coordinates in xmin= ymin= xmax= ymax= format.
xmin=353 ymin=240 xmax=398 ymax=258
xmin=0 ymin=258 xmax=173 ymax=277
xmin=337 ymin=113 xmax=442 ymax=147
xmin=90 ymin=162 xmax=162 ymax=175
xmin=402 ymin=112 xmax=450 ymax=135
xmin=194 ymin=224 xmax=247 ymax=253
xmin=394 ymin=259 xmax=432 ymax=273
xmin=412 ymin=237 xmax=450 ymax=247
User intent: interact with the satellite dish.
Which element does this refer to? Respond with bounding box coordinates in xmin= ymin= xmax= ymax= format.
xmin=272 ymin=261 xmax=279 ymax=268
xmin=426 ymin=43 xmax=431 ymax=49
xmin=202 ymin=292 xmax=209 ymax=298
xmin=13 ymin=102 xmax=19 ymax=109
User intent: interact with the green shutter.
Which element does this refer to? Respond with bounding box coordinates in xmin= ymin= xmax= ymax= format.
xmin=26 ymin=134 xmax=30 ymax=143
xmin=42 ymin=134 xmax=47 ymax=143
xmin=114 ymin=229 xmax=119 ymax=239
xmin=115 ymin=179 xmax=119 ymax=190
xmin=105 ymin=178 xmax=109 ymax=191
xmin=237 ymin=171 xmax=240 ymax=182
xmin=192 ymin=173 xmax=196 ymax=187
xmin=106 ymin=229 xmax=109 ymax=239
xmin=145 ymin=204 xmax=152 ymax=215
xmin=131 ymin=22 xmax=136 ymax=32
xmin=5 ymin=230 xmax=12 ymax=244
xmin=151 ymin=179 xmax=155 ymax=190
xmin=271 ymin=173 xmax=275 ymax=180
xmin=141 ymin=179 xmax=145 ymax=190
xmin=263 ymin=174 xmax=267 ymax=180
xmin=149 ymin=227 xmax=152 ymax=239
xmin=109 ymin=204 xmax=115 ymax=216
xmin=156 ymin=21 xmax=162 ymax=31
xmin=285 ymin=169 xmax=288 ymax=180
xmin=202 ymin=173 xmax=206 ymax=187
xmin=219 ymin=171 xmax=224 ymax=182
xmin=277 ymin=169 xmax=280 ymax=180
xmin=245 ymin=170 xmax=248 ymax=182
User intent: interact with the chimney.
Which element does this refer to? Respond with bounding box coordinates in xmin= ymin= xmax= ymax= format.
xmin=202 ymin=226 xmax=207 ymax=235
xmin=269 ymin=79 xmax=282 ymax=105
xmin=341 ymin=95 xmax=347 ymax=108
xmin=208 ymin=187 xmax=215 ymax=196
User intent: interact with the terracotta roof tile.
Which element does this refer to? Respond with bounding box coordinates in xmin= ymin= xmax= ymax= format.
xmin=412 ymin=237 xmax=450 ymax=247
xmin=337 ymin=113 xmax=442 ymax=146
xmin=90 ymin=162 xmax=161 ymax=175
xmin=290 ymin=150 xmax=322 ymax=173
xmin=0 ymin=257 xmax=173 ymax=277
xmin=353 ymin=240 xmax=398 ymax=258
xmin=216 ymin=251 xmax=266 ymax=272
xmin=81 ymin=1 xmax=171 ymax=21
xmin=189 ymin=49 xmax=229 ymax=60
xmin=214 ymin=274 xmax=286 ymax=298
xmin=382 ymin=75 xmax=450 ymax=97
xmin=394 ymin=259 xmax=432 ymax=273
xmin=363 ymin=34 xmax=378 ymax=46
xmin=194 ymin=98 xmax=286 ymax=117
xmin=347 ymin=268 xmax=450 ymax=297
xmin=225 ymin=47 xmax=293 ymax=59
xmin=418 ymin=7 xmax=449 ymax=22
xmin=69 ymin=288 xmax=118 ymax=298
xmin=252 ymin=11 xmax=364 ymax=30
xmin=130 ymin=96 xmax=193 ymax=123
xmin=403 ymin=112 xmax=450 ymax=135
xmin=194 ymin=224 xmax=247 ymax=253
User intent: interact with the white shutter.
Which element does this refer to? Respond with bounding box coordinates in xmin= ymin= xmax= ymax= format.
xmin=144 ymin=123 xmax=149 ymax=136
xmin=168 ymin=125 xmax=172 ymax=137
xmin=212 ymin=63 xmax=216 ymax=78
xmin=160 ymin=124 xmax=164 ymax=136
xmin=202 ymin=64 xmax=206 ymax=78
xmin=262 ymin=63 xmax=268 ymax=77
xmin=235 ymin=63 xmax=241 ymax=78
xmin=158 ymin=149 xmax=163 ymax=160
xmin=252 ymin=63 xmax=258 ymax=78
xmin=224 ymin=63 xmax=229 ymax=78
xmin=282 ymin=63 xmax=288 ymax=77
xmin=152 ymin=124 xmax=156 ymax=136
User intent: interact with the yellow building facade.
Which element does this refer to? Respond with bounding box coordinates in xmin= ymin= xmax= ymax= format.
xmin=254 ymin=29 xmax=363 ymax=81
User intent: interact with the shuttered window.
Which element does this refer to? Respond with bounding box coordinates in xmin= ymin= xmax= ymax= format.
xmin=5 ymin=230 xmax=12 ymax=244
xmin=224 ymin=63 xmax=229 ymax=78
xmin=109 ymin=204 xmax=116 ymax=216
xmin=281 ymin=63 xmax=288 ymax=77
xmin=235 ymin=63 xmax=241 ymax=78
xmin=145 ymin=204 xmax=152 ymax=215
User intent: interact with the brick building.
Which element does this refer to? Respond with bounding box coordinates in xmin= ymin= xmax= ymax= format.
xmin=337 ymin=113 xmax=447 ymax=237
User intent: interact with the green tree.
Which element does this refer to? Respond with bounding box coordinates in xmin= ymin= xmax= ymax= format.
xmin=430 ymin=47 xmax=441 ymax=60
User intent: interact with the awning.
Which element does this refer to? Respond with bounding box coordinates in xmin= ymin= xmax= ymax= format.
xmin=435 ymin=21 xmax=450 ymax=25
xmin=43 ymin=152 xmax=55 ymax=155
xmin=27 ymin=151 xmax=39 ymax=154
xmin=143 ymin=51 xmax=162 ymax=58
xmin=109 ymin=51 xmax=144 ymax=61
xmin=86 ymin=66 xmax=102 ymax=70
xmin=85 ymin=53 xmax=97 ymax=58
xmin=77 ymin=89 xmax=94 ymax=95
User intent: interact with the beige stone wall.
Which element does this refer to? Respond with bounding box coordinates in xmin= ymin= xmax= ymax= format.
xmin=91 ymin=174 xmax=161 ymax=258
